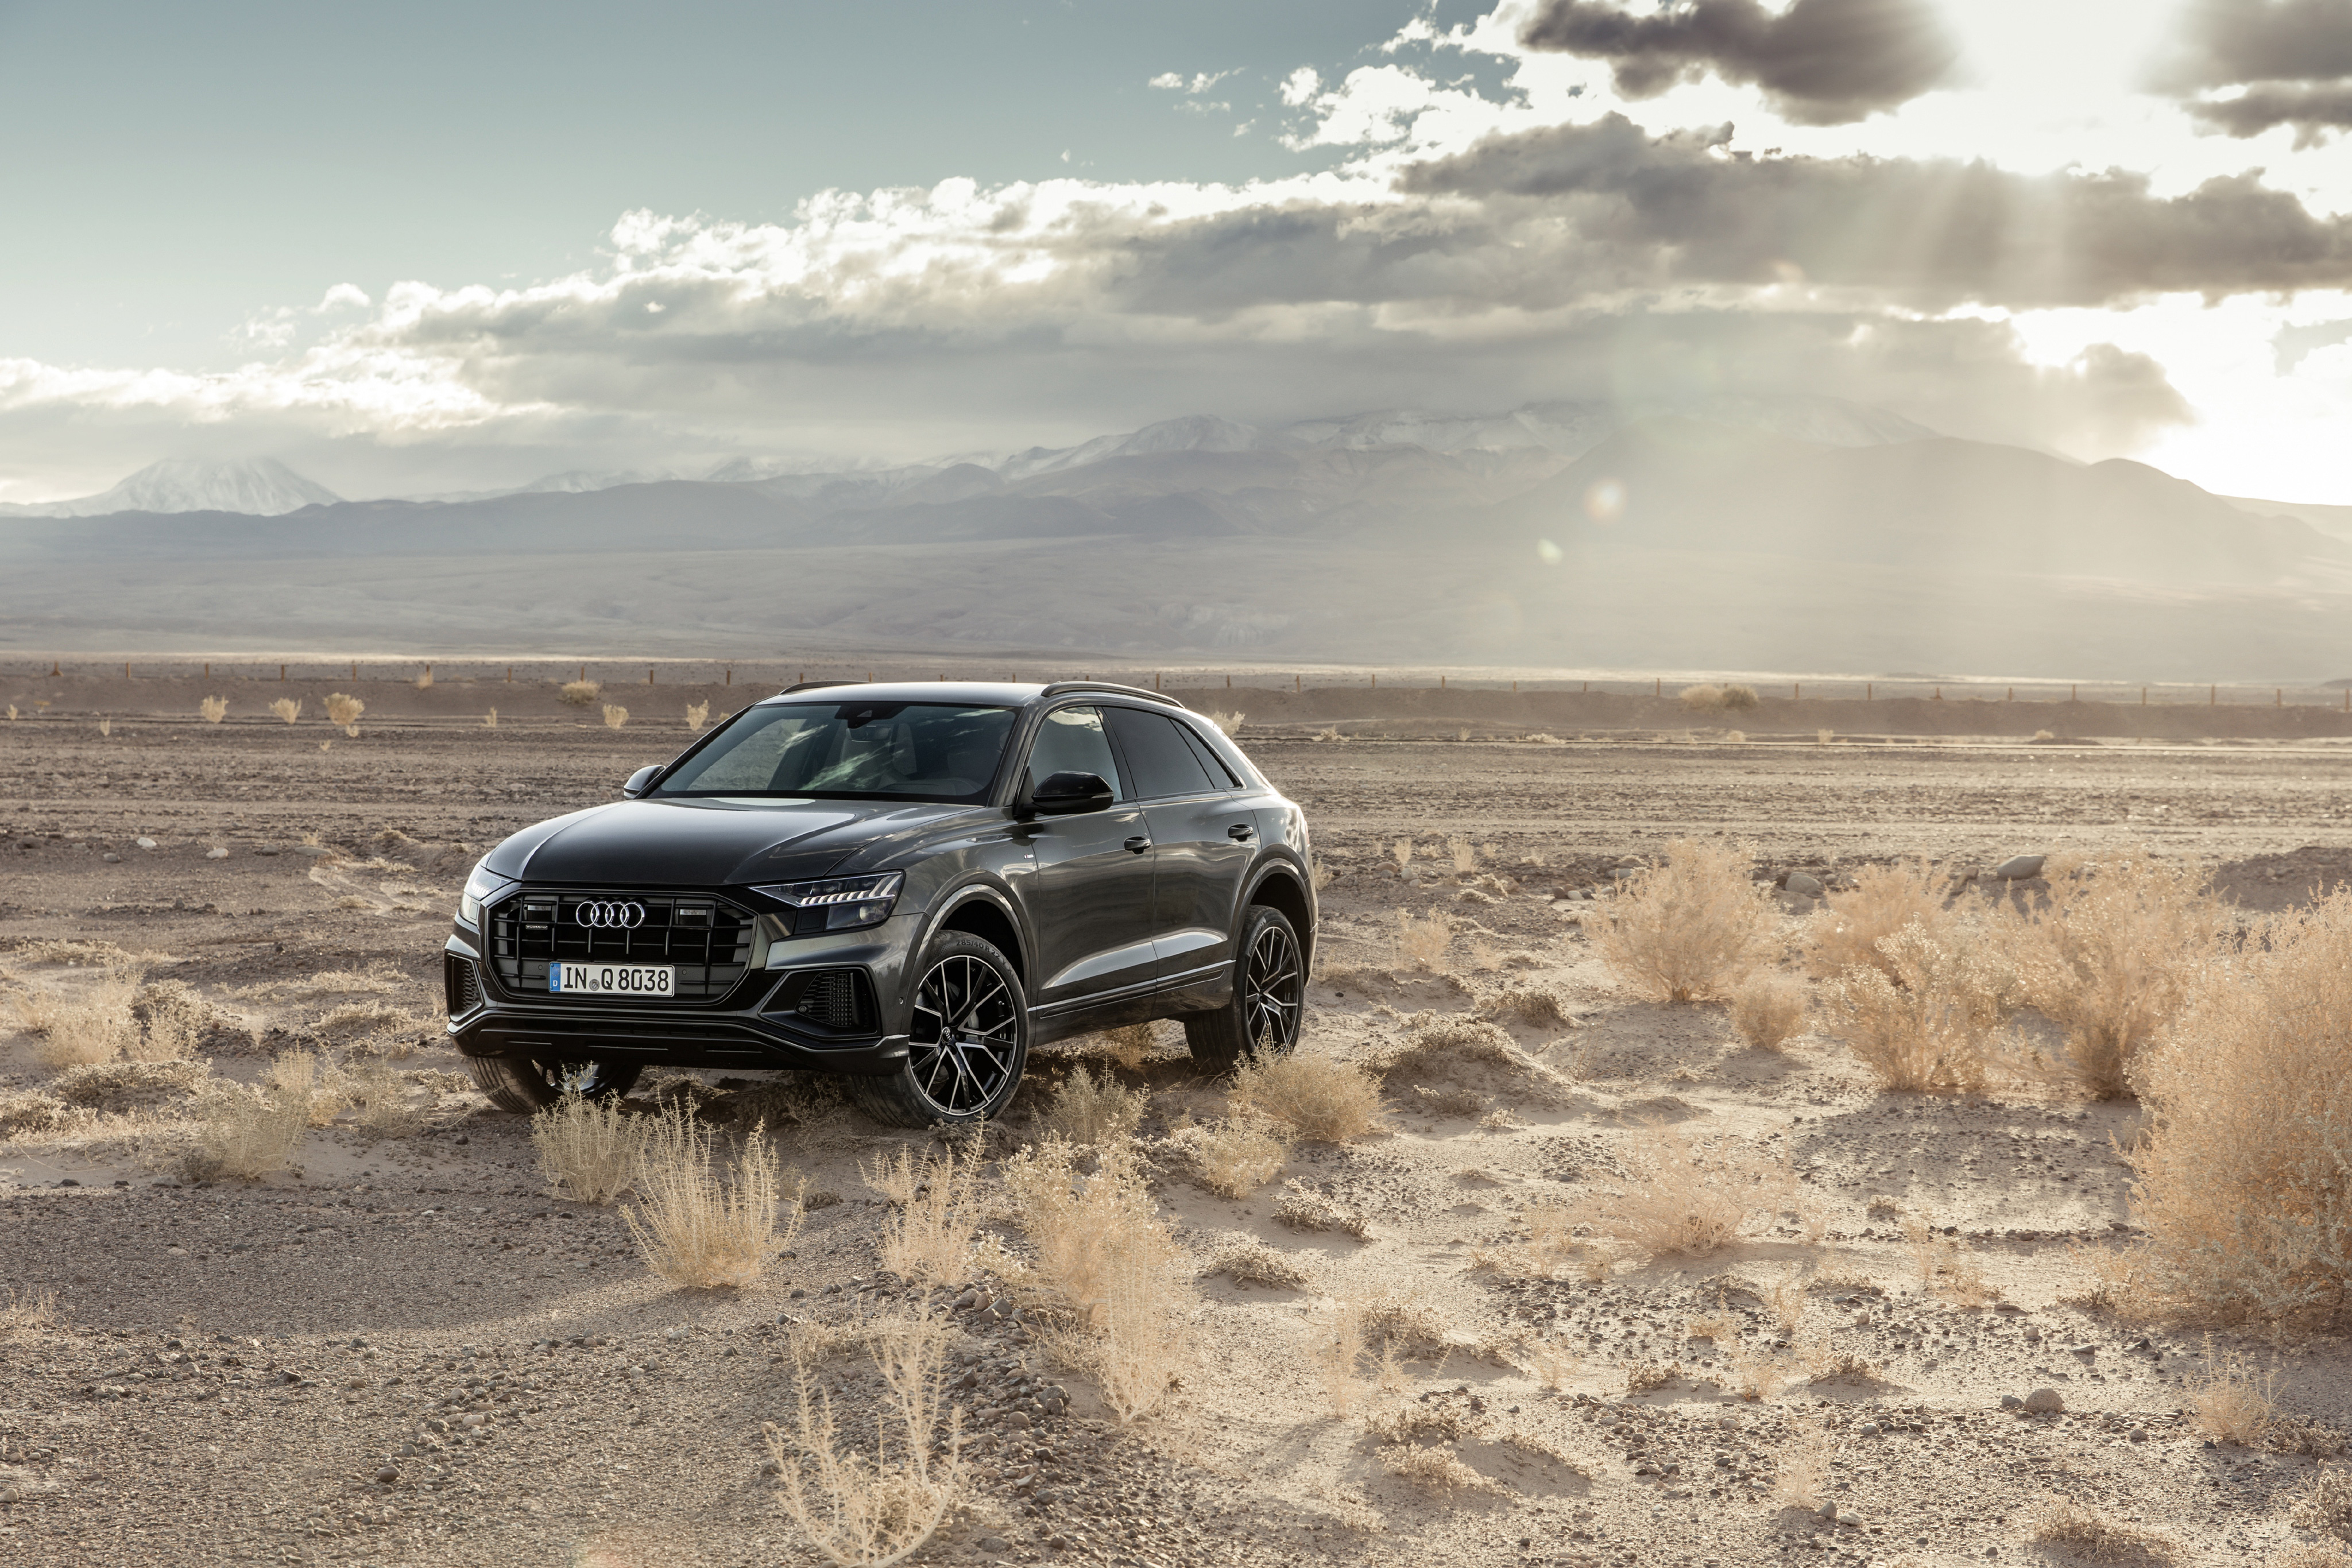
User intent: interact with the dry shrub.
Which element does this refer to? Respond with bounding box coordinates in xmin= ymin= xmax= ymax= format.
xmin=13 ymin=970 xmax=142 ymax=1066
xmin=350 ymin=1064 xmax=425 ymax=1137
xmin=49 ymin=1059 xmax=207 ymax=1113
xmin=266 ymin=1049 xmax=355 ymax=1127
xmin=1376 ymin=1016 xmax=1575 ymax=1107
xmin=1477 ymin=986 xmax=1567 ymax=1028
xmin=2029 ymin=1499 xmax=2179 ymax=1565
xmin=1589 ymin=1125 xmax=1794 ymax=1260
xmin=2123 ymin=892 xmax=2352 ymax=1326
xmin=1274 ymin=1182 xmax=1374 ymax=1240
xmin=1039 ymin=1063 xmax=1144 ymax=1148
xmin=1089 ymin=1021 xmax=1160 ymax=1071
xmin=1203 ymin=709 xmax=1242 ymax=737
xmin=483 ymin=707 xmax=498 ymax=728
xmin=1517 ymin=1337 xmax=1583 ymax=1389
xmin=0 ymin=1090 xmax=79 ymax=1139
xmin=1210 ymin=1239 xmax=1310 ymax=1289
xmin=532 ymin=1093 xmax=647 ymax=1203
xmin=863 ymin=1145 xmax=981 ymax=1287
xmin=561 ymin=679 xmax=601 ymax=705
xmin=1448 ymin=837 xmax=1478 ymax=874
xmin=1588 ymin=838 xmax=1777 ymax=1002
xmin=1623 ymin=1360 xmax=1680 ymax=1393
xmin=1228 ymin=1046 xmax=1383 ymax=1143
xmin=315 ymin=1002 xmax=425 ymax=1040
xmin=1392 ymin=909 xmax=1452 ymax=970
xmin=1367 ymin=1401 xmax=1477 ymax=1444
xmin=325 ymin=692 xmax=363 ymax=727
xmin=765 ymin=1313 xmax=965 ymax=1567
xmin=1181 ymin=1117 xmax=1290 ymax=1198
xmin=1771 ymin=1419 xmax=1832 ymax=1509
xmin=1679 ymin=683 xmax=1759 ymax=713
xmin=97 ymin=717 xmax=111 ymax=737
xmin=1801 ymin=858 xmax=1953 ymax=983
xmin=1391 ymin=837 xmax=1414 ymax=869
xmin=1901 ymin=1213 xmax=2001 ymax=1305
xmin=2187 ymin=1339 xmax=2277 ymax=1445
xmin=269 ymin=697 xmax=301 ymax=723
xmin=1730 ymin=973 xmax=1808 ymax=1050
xmin=685 ymin=700 xmax=711 ymax=732
xmin=1816 ymin=923 xmax=2004 ymax=1093
xmin=183 ymin=1070 xmax=310 ymax=1181
xmin=1 ymin=1285 xmax=59 ymax=1336
xmin=2280 ymin=1540 xmax=2352 ymax=1568
xmin=602 ymin=703 xmax=630 ymax=730
xmin=2000 ymin=851 xmax=2222 ymax=1098
xmin=1380 ymin=1442 xmax=1496 ymax=1495
xmin=1525 ymin=731 xmax=1565 ymax=746
xmin=999 ymin=1138 xmax=1191 ymax=1423
xmin=2292 ymin=1472 xmax=2352 ymax=1542
xmin=129 ymin=979 xmax=208 ymax=1060
xmin=199 ymin=696 xmax=227 ymax=723
xmin=622 ymin=1102 xmax=803 ymax=1288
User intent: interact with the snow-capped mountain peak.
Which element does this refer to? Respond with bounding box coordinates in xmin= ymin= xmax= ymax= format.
xmin=1 ymin=457 xmax=341 ymax=517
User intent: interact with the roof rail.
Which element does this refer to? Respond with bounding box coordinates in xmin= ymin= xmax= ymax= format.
xmin=782 ymin=680 xmax=859 ymax=694
xmin=1038 ymin=680 xmax=1187 ymax=710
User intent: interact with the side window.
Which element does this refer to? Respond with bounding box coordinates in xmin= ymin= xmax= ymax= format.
xmin=1026 ymin=706 xmax=1125 ymax=800
xmin=1106 ymin=708 xmax=1214 ymax=799
xmin=1175 ymin=722 xmax=1241 ymax=789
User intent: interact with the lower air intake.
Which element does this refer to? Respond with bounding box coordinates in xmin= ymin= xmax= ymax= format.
xmin=796 ymin=970 xmax=874 ymax=1032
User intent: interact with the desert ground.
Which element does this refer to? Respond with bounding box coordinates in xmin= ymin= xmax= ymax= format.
xmin=5 ymin=675 xmax=2352 ymax=1568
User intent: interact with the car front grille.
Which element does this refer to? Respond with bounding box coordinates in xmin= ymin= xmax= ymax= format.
xmin=487 ymin=891 xmax=756 ymax=1003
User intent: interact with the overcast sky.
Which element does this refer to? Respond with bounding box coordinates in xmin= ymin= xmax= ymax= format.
xmin=4 ymin=0 xmax=2351 ymax=502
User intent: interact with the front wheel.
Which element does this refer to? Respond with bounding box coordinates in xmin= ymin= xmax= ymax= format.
xmin=468 ymin=1055 xmax=642 ymax=1115
xmin=1183 ymin=905 xmax=1305 ymax=1070
xmin=848 ymin=931 xmax=1030 ymax=1128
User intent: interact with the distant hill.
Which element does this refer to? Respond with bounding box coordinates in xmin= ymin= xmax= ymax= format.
xmin=0 ymin=457 xmax=339 ymax=518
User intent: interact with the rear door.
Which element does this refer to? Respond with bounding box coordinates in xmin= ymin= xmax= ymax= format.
xmin=1104 ymin=706 xmax=1257 ymax=984
xmin=1019 ymin=705 xmax=1160 ymax=1011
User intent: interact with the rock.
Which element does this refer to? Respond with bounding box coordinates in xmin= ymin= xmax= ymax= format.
xmin=205 ymin=846 xmax=229 ymax=860
xmin=1784 ymin=871 xmax=1825 ymax=897
xmin=976 ymin=1537 xmax=1009 ymax=1554
xmin=136 ymin=836 xmax=157 ymax=849
xmin=2023 ymin=1388 xmax=2064 ymax=1414
xmin=1856 ymin=1422 xmax=1881 ymax=1437
xmin=1005 ymin=1412 xmax=1032 ymax=1431
xmin=102 ymin=852 xmax=120 ymax=863
xmin=1999 ymin=1394 xmax=2024 ymax=1411
xmin=373 ymin=1466 xmax=399 ymax=1485
xmin=1995 ymin=854 xmax=2046 ymax=880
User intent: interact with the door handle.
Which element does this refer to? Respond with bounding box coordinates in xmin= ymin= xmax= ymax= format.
xmin=1227 ymin=823 xmax=1255 ymax=841
xmin=1123 ymin=836 xmax=1152 ymax=854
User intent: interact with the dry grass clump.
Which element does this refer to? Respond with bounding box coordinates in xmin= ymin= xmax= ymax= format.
xmin=1588 ymin=838 xmax=1777 ymax=1002
xmin=49 ymin=1059 xmax=207 ymax=1112
xmin=483 ymin=707 xmax=498 ymax=728
xmin=1801 ymin=858 xmax=1950 ymax=982
xmin=1729 ymin=973 xmax=1808 ymax=1050
xmin=2029 ymin=1499 xmax=2180 ymax=1565
xmin=1228 ymin=1045 xmax=1383 ymax=1143
xmin=622 ymin=1102 xmax=803 ymax=1289
xmin=199 ymin=696 xmax=227 ymax=723
xmin=324 ymin=692 xmax=364 ymax=737
xmin=314 ymin=1001 xmax=426 ymax=1040
xmin=1203 ymin=709 xmax=1242 ymax=736
xmin=1901 ymin=1214 xmax=2001 ymax=1306
xmin=2187 ymin=1341 xmax=2277 ymax=1446
xmin=0 ymin=1090 xmax=81 ymax=1139
xmin=130 ymin=979 xmax=210 ymax=1059
xmin=183 ymin=1067 xmax=311 ymax=1182
xmin=1392 ymin=909 xmax=1452 ymax=970
xmin=765 ymin=1313 xmax=965 ymax=1567
xmin=1770 ymin=1419 xmax=1833 ymax=1509
xmin=1477 ymin=985 xmax=1567 ymax=1028
xmin=1588 ymin=1125 xmax=1796 ymax=1260
xmin=1379 ymin=1440 xmax=1496 ymax=1495
xmin=1999 ymin=850 xmax=2222 ymax=1099
xmin=602 ymin=703 xmax=630 ymax=730
xmin=1274 ymin=1181 xmax=1374 ymax=1240
xmin=269 ymin=697 xmax=301 ymax=723
xmin=2291 ymin=1472 xmax=2352 ymax=1542
xmin=999 ymin=1138 xmax=1192 ymax=1423
xmin=1367 ymin=1401 xmax=1477 ymax=1445
xmin=1088 ymin=1021 xmax=1161 ymax=1071
xmin=1039 ymin=1063 xmax=1144 ymax=1148
xmin=1179 ymin=1116 xmax=1290 ymax=1198
xmin=13 ymin=969 xmax=144 ymax=1066
xmin=863 ymin=1145 xmax=981 ymax=1287
xmin=1680 ymin=683 xmax=1759 ymax=713
xmin=348 ymin=1064 xmax=425 ymax=1137
xmin=685 ymin=699 xmax=711 ymax=731
xmin=1816 ymin=923 xmax=2005 ymax=1093
xmin=1 ymin=1285 xmax=60 ymax=1336
xmin=2119 ymin=892 xmax=2352 ymax=1326
xmin=1209 ymin=1238 xmax=1310 ymax=1289
xmin=532 ymin=1093 xmax=648 ymax=1203
xmin=560 ymin=679 xmax=601 ymax=706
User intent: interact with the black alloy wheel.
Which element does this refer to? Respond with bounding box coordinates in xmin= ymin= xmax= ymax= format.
xmin=850 ymin=931 xmax=1030 ymax=1127
xmin=469 ymin=1054 xmax=643 ymax=1114
xmin=1183 ymin=904 xmax=1306 ymax=1068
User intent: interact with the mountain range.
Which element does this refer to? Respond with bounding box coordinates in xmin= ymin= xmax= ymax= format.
xmin=2 ymin=397 xmax=2348 ymax=679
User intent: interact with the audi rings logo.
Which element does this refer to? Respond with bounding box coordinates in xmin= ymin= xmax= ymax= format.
xmin=574 ymin=901 xmax=647 ymax=929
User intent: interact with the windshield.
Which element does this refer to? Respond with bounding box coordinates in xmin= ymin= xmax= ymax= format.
xmin=653 ymin=701 xmax=1017 ymax=803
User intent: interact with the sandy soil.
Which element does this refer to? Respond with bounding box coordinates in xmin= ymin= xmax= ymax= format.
xmin=5 ymin=706 xmax=2352 ymax=1567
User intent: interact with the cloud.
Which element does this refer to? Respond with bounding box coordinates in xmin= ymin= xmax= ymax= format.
xmin=1397 ymin=114 xmax=2352 ymax=305
xmin=2158 ymin=1 xmax=2352 ymax=143
xmin=1517 ymin=0 xmax=1960 ymax=125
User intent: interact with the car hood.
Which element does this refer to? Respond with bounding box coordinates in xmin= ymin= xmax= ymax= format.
xmin=485 ymin=797 xmax=986 ymax=888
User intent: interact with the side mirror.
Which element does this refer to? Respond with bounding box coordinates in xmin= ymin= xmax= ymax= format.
xmin=1029 ymin=770 xmax=1115 ymax=815
xmin=621 ymin=764 xmax=662 ymax=799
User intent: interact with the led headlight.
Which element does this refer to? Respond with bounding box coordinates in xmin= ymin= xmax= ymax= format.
xmin=458 ymin=858 xmax=504 ymax=927
xmin=757 ymin=870 xmax=904 ymax=934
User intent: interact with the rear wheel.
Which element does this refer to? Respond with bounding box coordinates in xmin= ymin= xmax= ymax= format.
xmin=1183 ymin=904 xmax=1305 ymax=1070
xmin=468 ymin=1055 xmax=642 ymax=1115
xmin=848 ymin=931 xmax=1029 ymax=1128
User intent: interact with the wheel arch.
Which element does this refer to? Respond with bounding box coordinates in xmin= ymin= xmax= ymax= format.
xmin=927 ymin=885 xmax=1028 ymax=984
xmin=1245 ymin=864 xmax=1314 ymax=971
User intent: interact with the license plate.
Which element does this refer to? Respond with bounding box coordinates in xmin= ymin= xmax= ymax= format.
xmin=549 ymin=963 xmax=673 ymax=997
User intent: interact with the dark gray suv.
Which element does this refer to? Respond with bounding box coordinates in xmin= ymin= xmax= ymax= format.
xmin=443 ymin=681 xmax=1315 ymax=1125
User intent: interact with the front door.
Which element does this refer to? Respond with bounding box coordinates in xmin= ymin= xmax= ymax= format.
xmin=1104 ymin=706 xmax=1258 ymax=983
xmin=1020 ymin=705 xmax=1159 ymax=1011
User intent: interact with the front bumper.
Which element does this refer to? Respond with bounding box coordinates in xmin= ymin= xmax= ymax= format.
xmin=442 ymin=910 xmax=920 ymax=1077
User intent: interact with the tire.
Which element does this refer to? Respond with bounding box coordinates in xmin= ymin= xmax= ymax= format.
xmin=467 ymin=1055 xmax=643 ymax=1115
xmin=848 ymin=931 xmax=1030 ymax=1128
xmin=1183 ymin=904 xmax=1306 ymax=1071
